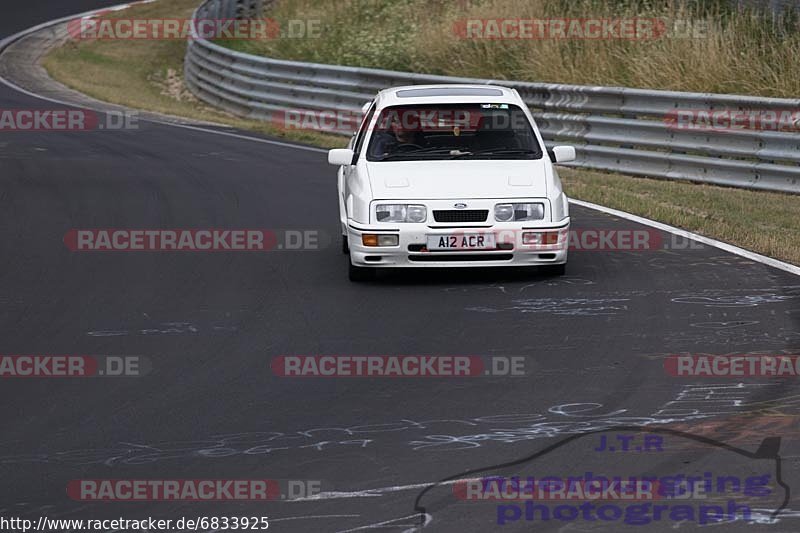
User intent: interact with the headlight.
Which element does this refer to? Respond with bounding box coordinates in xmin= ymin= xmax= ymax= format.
xmin=494 ymin=204 xmax=514 ymax=222
xmin=494 ymin=203 xmax=545 ymax=222
xmin=376 ymin=204 xmax=427 ymax=223
xmin=406 ymin=205 xmax=427 ymax=223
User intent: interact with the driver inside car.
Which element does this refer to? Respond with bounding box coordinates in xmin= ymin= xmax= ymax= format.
xmin=368 ymin=115 xmax=426 ymax=157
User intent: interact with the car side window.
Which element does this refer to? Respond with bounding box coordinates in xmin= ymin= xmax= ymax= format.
xmin=352 ymin=103 xmax=376 ymax=158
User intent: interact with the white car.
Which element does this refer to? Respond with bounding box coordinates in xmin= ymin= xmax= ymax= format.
xmin=328 ymin=84 xmax=575 ymax=281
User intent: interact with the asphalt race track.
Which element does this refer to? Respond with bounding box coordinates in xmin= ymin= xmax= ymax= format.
xmin=0 ymin=2 xmax=799 ymax=532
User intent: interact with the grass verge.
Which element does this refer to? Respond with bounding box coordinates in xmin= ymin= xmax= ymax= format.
xmin=229 ymin=0 xmax=800 ymax=98
xmin=42 ymin=0 xmax=344 ymax=148
xmin=40 ymin=0 xmax=800 ymax=266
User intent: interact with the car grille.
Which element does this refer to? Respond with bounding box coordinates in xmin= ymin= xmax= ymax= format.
xmin=432 ymin=210 xmax=488 ymax=223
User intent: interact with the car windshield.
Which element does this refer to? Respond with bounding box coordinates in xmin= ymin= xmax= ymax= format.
xmin=365 ymin=103 xmax=543 ymax=161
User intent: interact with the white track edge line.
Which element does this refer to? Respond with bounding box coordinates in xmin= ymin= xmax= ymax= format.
xmin=569 ymin=198 xmax=800 ymax=277
xmin=0 ymin=0 xmax=327 ymax=154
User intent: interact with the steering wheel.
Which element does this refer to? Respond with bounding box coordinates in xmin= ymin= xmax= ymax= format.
xmin=394 ymin=143 xmax=424 ymax=152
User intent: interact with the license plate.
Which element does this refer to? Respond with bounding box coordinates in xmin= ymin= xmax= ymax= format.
xmin=426 ymin=233 xmax=496 ymax=250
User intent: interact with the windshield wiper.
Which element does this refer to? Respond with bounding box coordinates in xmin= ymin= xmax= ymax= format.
xmin=375 ymin=147 xmax=467 ymax=161
xmin=449 ymin=148 xmax=542 ymax=159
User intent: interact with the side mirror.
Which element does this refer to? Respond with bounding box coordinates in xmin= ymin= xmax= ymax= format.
xmin=551 ymin=145 xmax=576 ymax=163
xmin=328 ymin=148 xmax=355 ymax=166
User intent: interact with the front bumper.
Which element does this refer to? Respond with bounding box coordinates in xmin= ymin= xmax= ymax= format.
xmin=347 ymin=219 xmax=570 ymax=268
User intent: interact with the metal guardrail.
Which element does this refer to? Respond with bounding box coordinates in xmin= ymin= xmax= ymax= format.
xmin=185 ymin=0 xmax=800 ymax=193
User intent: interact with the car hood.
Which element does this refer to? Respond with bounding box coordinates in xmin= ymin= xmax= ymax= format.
xmin=365 ymin=159 xmax=549 ymax=200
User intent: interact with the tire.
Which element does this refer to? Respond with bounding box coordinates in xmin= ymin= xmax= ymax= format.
xmin=341 ymin=235 xmax=349 ymax=254
xmin=541 ymin=263 xmax=566 ymax=276
xmin=348 ymin=260 xmax=375 ymax=282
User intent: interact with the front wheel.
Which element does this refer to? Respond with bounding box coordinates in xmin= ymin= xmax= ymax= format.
xmin=540 ymin=263 xmax=566 ymax=276
xmin=341 ymin=235 xmax=349 ymax=254
xmin=348 ymin=261 xmax=375 ymax=282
